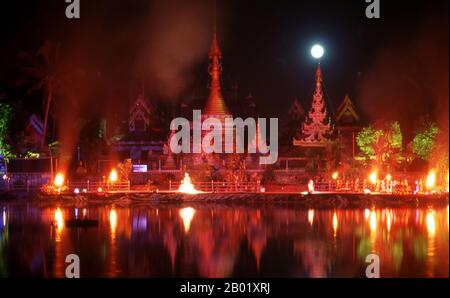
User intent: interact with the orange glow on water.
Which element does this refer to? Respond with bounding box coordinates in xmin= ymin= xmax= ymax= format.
xmin=54 ymin=208 xmax=64 ymax=241
xmin=179 ymin=207 xmax=196 ymax=233
xmin=308 ymin=209 xmax=314 ymax=226
xmin=369 ymin=210 xmax=377 ymax=232
xmin=4 ymin=203 xmax=449 ymax=278
xmin=426 ymin=209 xmax=436 ymax=237
xmin=364 ymin=209 xmax=371 ymax=220
xmin=110 ymin=209 xmax=117 ymax=236
xmin=386 ymin=209 xmax=393 ymax=232
xmin=55 ymin=208 xmax=64 ymax=228
xmin=332 ymin=212 xmax=338 ymax=236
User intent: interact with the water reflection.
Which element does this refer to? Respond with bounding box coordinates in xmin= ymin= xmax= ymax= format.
xmin=54 ymin=208 xmax=64 ymax=242
xmin=332 ymin=211 xmax=338 ymax=239
xmin=386 ymin=209 xmax=392 ymax=233
xmin=2 ymin=208 xmax=5 ymax=228
xmin=0 ymin=200 xmax=448 ymax=278
xmin=179 ymin=207 xmax=195 ymax=233
xmin=308 ymin=209 xmax=314 ymax=226
xmin=110 ymin=209 xmax=117 ymax=238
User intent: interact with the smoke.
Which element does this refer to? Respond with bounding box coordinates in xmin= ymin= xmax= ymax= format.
xmin=356 ymin=5 xmax=448 ymax=142
xmin=50 ymin=0 xmax=214 ymax=171
xmin=135 ymin=0 xmax=212 ymax=101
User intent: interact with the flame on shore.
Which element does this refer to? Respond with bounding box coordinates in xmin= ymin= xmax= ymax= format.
xmin=332 ymin=172 xmax=338 ymax=180
xmin=426 ymin=169 xmax=436 ymax=190
xmin=178 ymin=173 xmax=201 ymax=194
xmin=54 ymin=173 xmax=64 ymax=188
xmin=369 ymin=171 xmax=377 ymax=185
xmin=109 ymin=169 xmax=118 ymax=183
xmin=307 ymin=180 xmax=315 ymax=193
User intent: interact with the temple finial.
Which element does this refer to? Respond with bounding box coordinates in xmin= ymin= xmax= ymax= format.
xmin=209 ymin=0 xmax=221 ymax=58
xmin=316 ymin=63 xmax=322 ymax=85
xmin=203 ymin=0 xmax=229 ymax=116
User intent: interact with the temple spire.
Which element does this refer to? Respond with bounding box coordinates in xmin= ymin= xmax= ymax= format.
xmin=203 ymin=5 xmax=230 ymax=116
xmin=293 ymin=63 xmax=333 ymax=147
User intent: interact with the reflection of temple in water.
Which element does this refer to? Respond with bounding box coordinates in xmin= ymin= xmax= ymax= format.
xmin=1 ymin=204 xmax=448 ymax=277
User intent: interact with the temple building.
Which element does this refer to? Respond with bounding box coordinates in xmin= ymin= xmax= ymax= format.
xmin=25 ymin=114 xmax=44 ymax=149
xmin=293 ymin=64 xmax=334 ymax=147
xmin=113 ymin=93 xmax=164 ymax=164
xmin=334 ymin=93 xmax=362 ymax=161
xmin=192 ymin=26 xmax=235 ymax=166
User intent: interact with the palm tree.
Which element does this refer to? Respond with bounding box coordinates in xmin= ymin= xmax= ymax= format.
xmin=18 ymin=40 xmax=61 ymax=150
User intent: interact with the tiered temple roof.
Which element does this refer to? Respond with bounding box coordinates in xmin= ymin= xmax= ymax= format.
xmin=129 ymin=94 xmax=151 ymax=132
xmin=335 ymin=93 xmax=360 ymax=125
xmin=293 ymin=64 xmax=334 ymax=147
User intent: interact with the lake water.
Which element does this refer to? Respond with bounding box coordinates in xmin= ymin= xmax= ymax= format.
xmin=0 ymin=197 xmax=448 ymax=277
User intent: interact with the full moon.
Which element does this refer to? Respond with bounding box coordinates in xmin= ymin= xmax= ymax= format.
xmin=311 ymin=44 xmax=324 ymax=59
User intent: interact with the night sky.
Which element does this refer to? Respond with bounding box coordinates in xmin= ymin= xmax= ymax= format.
xmin=0 ymin=0 xmax=448 ymax=141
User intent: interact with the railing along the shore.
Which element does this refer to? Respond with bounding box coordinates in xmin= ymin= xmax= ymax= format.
xmin=66 ymin=180 xmax=131 ymax=192
xmin=168 ymin=180 xmax=260 ymax=193
xmin=0 ymin=172 xmax=50 ymax=192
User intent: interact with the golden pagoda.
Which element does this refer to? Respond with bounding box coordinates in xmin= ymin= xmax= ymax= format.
xmin=202 ymin=29 xmax=231 ymax=118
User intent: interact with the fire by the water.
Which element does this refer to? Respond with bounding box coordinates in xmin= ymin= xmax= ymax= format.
xmin=426 ymin=169 xmax=436 ymax=192
xmin=178 ymin=173 xmax=201 ymax=194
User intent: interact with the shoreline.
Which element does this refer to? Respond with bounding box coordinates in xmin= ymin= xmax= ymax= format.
xmin=1 ymin=191 xmax=448 ymax=209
